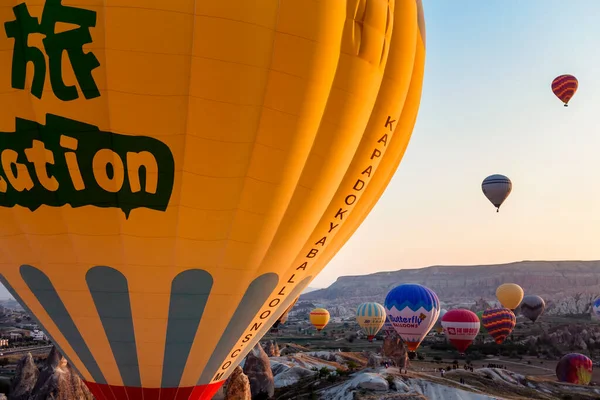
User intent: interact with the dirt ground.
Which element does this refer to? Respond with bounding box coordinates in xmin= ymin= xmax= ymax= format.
xmin=410 ymin=355 xmax=600 ymax=385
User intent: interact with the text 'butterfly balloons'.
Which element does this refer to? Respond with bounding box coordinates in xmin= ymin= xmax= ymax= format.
xmin=385 ymin=283 xmax=440 ymax=352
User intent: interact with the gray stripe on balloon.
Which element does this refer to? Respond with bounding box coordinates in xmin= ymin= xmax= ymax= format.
xmin=20 ymin=265 xmax=107 ymax=384
xmin=0 ymin=272 xmax=83 ymax=378
xmin=86 ymin=266 xmax=141 ymax=388
xmin=161 ymin=269 xmax=213 ymax=388
xmin=197 ymin=273 xmax=278 ymax=385
xmin=216 ymin=275 xmax=313 ymax=383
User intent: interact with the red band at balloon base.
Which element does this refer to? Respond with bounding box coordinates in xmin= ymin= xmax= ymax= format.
xmin=84 ymin=380 xmax=224 ymax=400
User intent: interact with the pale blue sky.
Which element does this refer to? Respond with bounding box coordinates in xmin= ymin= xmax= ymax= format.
xmin=312 ymin=1 xmax=600 ymax=287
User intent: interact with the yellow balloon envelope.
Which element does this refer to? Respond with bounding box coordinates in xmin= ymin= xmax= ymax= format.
xmin=496 ymin=283 xmax=524 ymax=310
xmin=310 ymin=308 xmax=331 ymax=332
xmin=356 ymin=302 xmax=386 ymax=341
xmin=0 ymin=1 xmax=426 ymax=399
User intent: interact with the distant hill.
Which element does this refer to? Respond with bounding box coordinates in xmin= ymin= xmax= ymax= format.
xmin=301 ymin=287 xmax=320 ymax=294
xmin=301 ymin=261 xmax=600 ymax=314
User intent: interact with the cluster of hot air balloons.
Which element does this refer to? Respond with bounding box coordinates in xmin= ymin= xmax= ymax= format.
xmin=299 ymin=281 xmax=593 ymax=386
xmin=369 ymin=282 xmax=551 ymax=355
xmin=481 ymin=74 xmax=578 ymax=213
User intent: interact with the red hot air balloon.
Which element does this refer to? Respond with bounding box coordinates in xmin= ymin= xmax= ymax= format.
xmin=481 ymin=308 xmax=516 ymax=344
xmin=551 ymin=75 xmax=578 ymax=107
xmin=441 ymin=309 xmax=480 ymax=353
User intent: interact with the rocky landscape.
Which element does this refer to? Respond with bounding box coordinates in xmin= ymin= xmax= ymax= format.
xmin=4 ymin=261 xmax=600 ymax=399
xmin=7 ymin=347 xmax=92 ymax=400
xmin=4 ymin=339 xmax=600 ymax=400
xmin=301 ymin=261 xmax=600 ymax=316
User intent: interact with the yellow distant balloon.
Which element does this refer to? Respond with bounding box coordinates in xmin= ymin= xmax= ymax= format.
xmin=496 ymin=283 xmax=524 ymax=310
xmin=310 ymin=308 xmax=331 ymax=332
xmin=0 ymin=1 xmax=426 ymax=399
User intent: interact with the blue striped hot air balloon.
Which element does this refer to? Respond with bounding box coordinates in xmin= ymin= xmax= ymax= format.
xmin=384 ymin=283 xmax=440 ymax=352
xmin=356 ymin=302 xmax=386 ymax=342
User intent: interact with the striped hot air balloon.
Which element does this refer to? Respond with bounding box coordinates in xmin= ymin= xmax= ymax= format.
xmin=482 ymin=175 xmax=512 ymax=212
xmin=481 ymin=308 xmax=516 ymax=344
xmin=551 ymin=74 xmax=578 ymax=107
xmin=556 ymin=353 xmax=593 ymax=385
xmin=356 ymin=302 xmax=386 ymax=342
xmin=519 ymin=295 xmax=545 ymax=323
xmin=310 ymin=308 xmax=330 ymax=332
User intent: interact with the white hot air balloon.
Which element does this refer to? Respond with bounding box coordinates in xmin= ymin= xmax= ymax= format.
xmin=482 ymin=174 xmax=512 ymax=212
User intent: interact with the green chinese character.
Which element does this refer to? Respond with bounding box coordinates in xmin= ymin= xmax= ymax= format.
xmin=4 ymin=4 xmax=45 ymax=99
xmin=4 ymin=0 xmax=100 ymax=101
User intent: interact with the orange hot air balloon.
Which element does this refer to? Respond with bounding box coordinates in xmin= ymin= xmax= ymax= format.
xmin=551 ymin=74 xmax=578 ymax=107
xmin=0 ymin=1 xmax=426 ymax=399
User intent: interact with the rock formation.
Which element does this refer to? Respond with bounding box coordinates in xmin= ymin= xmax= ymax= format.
xmin=279 ymin=343 xmax=309 ymax=356
xmin=381 ymin=336 xmax=408 ymax=370
xmin=9 ymin=354 xmax=38 ymax=400
xmin=243 ymin=344 xmax=275 ymax=398
xmin=224 ymin=367 xmax=251 ymax=400
xmin=8 ymin=347 xmax=93 ymax=400
xmin=263 ymin=341 xmax=280 ymax=357
xmin=367 ymin=353 xmax=382 ymax=368
xmin=471 ymin=298 xmax=492 ymax=312
xmin=301 ymin=261 xmax=600 ymax=315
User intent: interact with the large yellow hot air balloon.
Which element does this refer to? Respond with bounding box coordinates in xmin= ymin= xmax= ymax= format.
xmin=310 ymin=308 xmax=331 ymax=332
xmin=496 ymin=283 xmax=524 ymax=310
xmin=0 ymin=1 xmax=426 ymax=399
